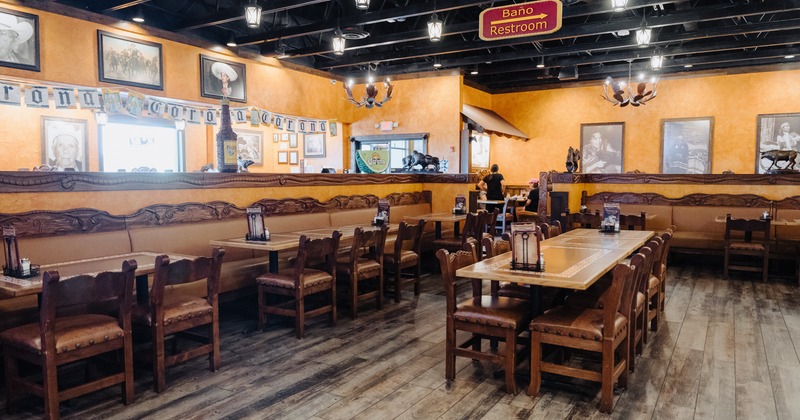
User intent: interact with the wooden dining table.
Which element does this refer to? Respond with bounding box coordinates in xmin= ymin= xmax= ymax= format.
xmin=0 ymin=251 xmax=198 ymax=304
xmin=455 ymin=229 xmax=654 ymax=314
xmin=404 ymin=212 xmax=466 ymax=239
xmin=210 ymin=223 xmax=397 ymax=274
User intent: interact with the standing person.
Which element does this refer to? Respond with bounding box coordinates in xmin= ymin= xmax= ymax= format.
xmin=478 ymin=164 xmax=505 ymax=213
xmin=0 ymin=13 xmax=34 ymax=64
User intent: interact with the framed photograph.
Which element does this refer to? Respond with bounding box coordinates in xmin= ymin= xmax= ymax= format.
xmin=289 ymin=150 xmax=299 ymax=165
xmin=40 ymin=116 xmax=89 ymax=171
xmin=289 ymin=133 xmax=298 ymax=148
xmin=756 ymin=113 xmax=800 ymax=173
xmin=660 ymin=117 xmax=714 ymax=174
xmin=0 ymin=7 xmax=39 ymax=72
xmin=580 ymin=122 xmax=624 ymax=173
xmin=236 ymin=129 xmax=262 ymax=166
xmin=304 ymin=133 xmax=326 ymax=158
xmin=280 ymin=133 xmax=289 ymax=141
xmin=97 ymin=30 xmax=162 ymax=90
xmin=200 ymin=55 xmax=246 ymax=103
xmin=272 ymin=133 xmax=279 ymax=143
xmin=277 ymin=151 xmax=288 ymax=164
xmin=330 ymin=122 xmax=338 ymax=137
xmin=469 ymin=132 xmax=490 ymax=171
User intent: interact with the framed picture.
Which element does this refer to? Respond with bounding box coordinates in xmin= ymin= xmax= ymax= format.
xmin=289 ymin=133 xmax=298 ymax=148
xmin=330 ymin=122 xmax=338 ymax=137
xmin=97 ymin=31 xmax=162 ymax=90
xmin=0 ymin=7 xmax=39 ymax=72
xmin=289 ymin=150 xmax=299 ymax=165
xmin=272 ymin=133 xmax=279 ymax=143
xmin=660 ymin=117 xmax=714 ymax=174
xmin=304 ymin=133 xmax=326 ymax=158
xmin=580 ymin=122 xmax=624 ymax=173
xmin=281 ymin=133 xmax=289 ymax=141
xmin=469 ymin=132 xmax=490 ymax=171
xmin=277 ymin=151 xmax=288 ymax=164
xmin=236 ymin=129 xmax=262 ymax=166
xmin=200 ymin=55 xmax=246 ymax=103
xmin=756 ymin=113 xmax=800 ymax=173
xmin=40 ymin=116 xmax=89 ymax=171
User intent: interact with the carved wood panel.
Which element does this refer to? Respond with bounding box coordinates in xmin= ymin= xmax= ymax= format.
xmin=584 ymin=191 xmax=800 ymax=209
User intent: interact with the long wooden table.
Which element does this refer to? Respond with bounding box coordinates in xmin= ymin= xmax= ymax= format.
xmin=404 ymin=212 xmax=466 ymax=239
xmin=0 ymin=252 xmax=198 ymax=304
xmin=455 ymin=229 xmax=654 ymax=314
xmin=210 ymin=223 xmax=396 ymax=273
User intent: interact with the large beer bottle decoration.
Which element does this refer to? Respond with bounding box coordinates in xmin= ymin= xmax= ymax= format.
xmin=216 ymin=99 xmax=239 ymax=173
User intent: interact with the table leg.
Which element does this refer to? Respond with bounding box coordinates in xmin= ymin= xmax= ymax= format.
xmin=529 ymin=285 xmax=542 ymax=317
xmin=136 ymin=274 xmax=149 ymax=305
xmin=454 ymin=222 xmax=461 ymax=237
xmin=269 ymin=250 xmax=279 ymax=273
xmin=435 ymin=222 xmax=442 ymax=239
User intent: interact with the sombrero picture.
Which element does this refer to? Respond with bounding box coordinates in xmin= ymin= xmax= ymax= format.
xmin=211 ymin=62 xmax=238 ymax=82
xmin=0 ymin=13 xmax=33 ymax=44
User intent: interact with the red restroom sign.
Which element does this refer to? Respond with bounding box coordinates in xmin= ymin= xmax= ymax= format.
xmin=479 ymin=0 xmax=563 ymax=41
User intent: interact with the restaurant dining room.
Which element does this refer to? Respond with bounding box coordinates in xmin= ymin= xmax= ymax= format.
xmin=2 ymin=0 xmax=800 ymax=418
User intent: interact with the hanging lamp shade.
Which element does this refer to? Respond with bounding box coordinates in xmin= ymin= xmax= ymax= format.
xmin=355 ymin=0 xmax=370 ymax=10
xmin=650 ymin=55 xmax=664 ymax=70
xmin=611 ymin=0 xmax=628 ymax=12
xmin=244 ymin=1 xmax=262 ymax=28
xmin=332 ymin=30 xmax=346 ymax=55
xmin=428 ymin=13 xmax=443 ymax=42
xmin=636 ymin=27 xmax=651 ymax=46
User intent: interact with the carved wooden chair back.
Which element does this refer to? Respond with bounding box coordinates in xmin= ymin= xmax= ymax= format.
xmin=619 ymin=211 xmax=647 ymax=230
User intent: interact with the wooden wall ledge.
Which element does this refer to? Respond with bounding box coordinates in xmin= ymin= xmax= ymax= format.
xmin=583 ymin=191 xmax=800 ymax=209
xmin=547 ymin=172 xmax=800 ymax=185
xmin=0 ymin=191 xmax=432 ymax=238
xmin=0 ymin=172 xmax=472 ymax=193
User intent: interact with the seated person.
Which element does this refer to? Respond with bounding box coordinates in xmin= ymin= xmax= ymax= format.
xmin=517 ymin=178 xmax=539 ymax=221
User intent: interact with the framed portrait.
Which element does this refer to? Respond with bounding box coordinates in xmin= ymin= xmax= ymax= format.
xmin=0 ymin=7 xmax=39 ymax=72
xmin=580 ymin=122 xmax=624 ymax=173
xmin=277 ymin=151 xmax=288 ymax=164
xmin=289 ymin=150 xmax=299 ymax=165
xmin=304 ymin=133 xmax=326 ymax=158
xmin=660 ymin=117 xmax=714 ymax=174
xmin=289 ymin=133 xmax=298 ymax=148
xmin=756 ymin=113 xmax=800 ymax=174
xmin=273 ymin=133 xmax=279 ymax=143
xmin=236 ymin=129 xmax=262 ymax=166
xmin=469 ymin=132 xmax=490 ymax=171
xmin=200 ymin=55 xmax=246 ymax=103
xmin=40 ymin=116 xmax=89 ymax=171
xmin=97 ymin=31 xmax=162 ymax=90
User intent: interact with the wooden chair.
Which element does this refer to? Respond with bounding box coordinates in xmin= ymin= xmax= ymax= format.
xmin=564 ymin=209 xmax=602 ymax=231
xmin=724 ymin=214 xmax=770 ymax=282
xmin=538 ymin=222 xmax=561 ymax=239
xmin=256 ymin=232 xmax=341 ymax=338
xmin=432 ymin=212 xmax=480 ymax=253
xmin=385 ymin=220 xmax=425 ymax=302
xmin=133 ymin=248 xmax=225 ymax=393
xmin=436 ymin=247 xmax=531 ymax=394
xmin=658 ymin=228 xmax=675 ymax=312
xmin=1 ymin=261 xmax=137 ymax=419
xmin=336 ymin=225 xmax=388 ymax=319
xmin=528 ymin=262 xmax=633 ymax=413
xmin=643 ymin=237 xmax=664 ymax=335
xmin=619 ymin=211 xmax=647 ymax=230
xmin=496 ymin=197 xmax=517 ymax=233
xmin=482 ymin=208 xmax=500 ymax=238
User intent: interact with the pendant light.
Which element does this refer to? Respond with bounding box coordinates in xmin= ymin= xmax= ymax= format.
xmin=332 ymin=29 xmax=346 ymax=55
xmin=428 ymin=14 xmax=443 ymax=42
xmin=355 ymin=0 xmax=370 ymax=10
xmin=244 ymin=0 xmax=262 ymax=28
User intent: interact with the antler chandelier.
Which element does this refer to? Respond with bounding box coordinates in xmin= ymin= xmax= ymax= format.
xmin=343 ymin=63 xmax=394 ymax=108
xmin=601 ymin=61 xmax=658 ymax=107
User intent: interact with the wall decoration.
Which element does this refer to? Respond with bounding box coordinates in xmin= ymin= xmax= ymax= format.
xmin=756 ymin=113 xmax=800 ymax=173
xmin=304 ymin=133 xmax=326 ymax=158
xmin=580 ymin=122 xmax=624 ymax=173
xmin=273 ymin=133 xmax=279 ymax=143
xmin=277 ymin=150 xmax=288 ymax=164
xmin=97 ymin=31 xmax=163 ymax=90
xmin=330 ymin=122 xmax=338 ymax=137
xmin=661 ymin=117 xmax=713 ymax=174
xmin=200 ymin=55 xmax=246 ymax=103
xmin=469 ymin=132 xmax=490 ymax=171
xmin=40 ymin=116 xmax=88 ymax=171
xmin=281 ymin=133 xmax=289 ymax=141
xmin=0 ymin=7 xmax=39 ymax=72
xmin=289 ymin=133 xmax=298 ymax=148
xmin=289 ymin=150 xmax=299 ymax=165
xmin=236 ymin=129 xmax=262 ymax=166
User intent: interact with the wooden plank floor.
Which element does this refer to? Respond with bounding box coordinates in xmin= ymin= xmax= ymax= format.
xmin=3 ymin=259 xmax=800 ymax=419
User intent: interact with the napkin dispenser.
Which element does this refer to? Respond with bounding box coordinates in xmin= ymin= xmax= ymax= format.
xmin=509 ymin=223 xmax=542 ymax=272
xmin=246 ymin=207 xmax=269 ymax=241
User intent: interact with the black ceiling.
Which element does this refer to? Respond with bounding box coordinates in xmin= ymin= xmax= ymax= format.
xmin=45 ymin=0 xmax=800 ymax=93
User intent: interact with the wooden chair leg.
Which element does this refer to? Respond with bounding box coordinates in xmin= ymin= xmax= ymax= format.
xmin=723 ymin=250 xmax=729 ymax=279
xmin=330 ymin=284 xmax=337 ymax=325
xmin=123 ymin=335 xmax=135 ymax=404
xmin=210 ymin=313 xmax=221 ymax=372
xmin=4 ymin=351 xmax=19 ymax=414
xmin=153 ymin=326 xmax=166 ymax=393
xmin=394 ymin=267 xmax=402 ymax=303
xmin=599 ymin=340 xmax=614 ymax=414
xmin=763 ymin=254 xmax=769 ymax=282
xmin=642 ymin=305 xmax=649 ymax=344
xmin=377 ymin=273 xmax=384 ymax=310
xmin=257 ymin=285 xmax=266 ymax=330
xmin=445 ymin=321 xmax=455 ymax=382
xmin=650 ymin=294 xmax=660 ymax=332
xmin=414 ymin=262 xmax=421 ymax=296
xmin=527 ymin=331 xmax=542 ymax=396
xmin=296 ymin=297 xmax=305 ymax=339
xmin=628 ymin=323 xmax=636 ymax=373
xmin=43 ymin=355 xmax=59 ymax=420
xmin=351 ymin=276 xmax=358 ymax=320
xmin=618 ymin=335 xmax=629 ymax=390
xmin=504 ymin=329 xmax=517 ymax=394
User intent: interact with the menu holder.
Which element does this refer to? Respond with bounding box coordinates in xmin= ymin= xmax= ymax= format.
xmin=509 ymin=223 xmax=542 ymax=272
xmin=2 ymin=226 xmax=39 ymax=278
xmin=246 ymin=207 xmax=270 ymax=241
xmin=373 ymin=199 xmax=390 ymax=226
xmin=453 ymin=194 xmax=466 ymax=214
xmin=600 ymin=203 xmax=620 ymax=233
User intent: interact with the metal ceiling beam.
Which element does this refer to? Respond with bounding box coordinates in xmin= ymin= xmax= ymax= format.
xmin=173 ymin=0 xmax=332 ymax=31
xmin=316 ymin=1 xmax=800 ymax=70
xmin=100 ymin=0 xmax=153 ymax=13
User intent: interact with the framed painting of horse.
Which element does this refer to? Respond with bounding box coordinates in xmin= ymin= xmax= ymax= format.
xmin=97 ymin=31 xmax=163 ymax=90
xmin=756 ymin=113 xmax=800 ymax=174
xmin=660 ymin=117 xmax=713 ymax=174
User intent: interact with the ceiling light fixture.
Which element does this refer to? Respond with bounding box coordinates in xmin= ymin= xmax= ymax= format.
xmin=344 ymin=63 xmax=394 ymax=109
xmin=635 ymin=13 xmax=651 ymax=47
xmin=536 ymin=57 xmax=545 ymax=68
xmin=132 ymin=8 xmax=144 ymax=23
xmin=470 ymin=68 xmax=479 ymax=75
xmin=332 ymin=29 xmax=346 ymax=55
xmin=275 ymin=41 xmax=289 ymax=59
xmin=602 ymin=60 xmax=658 ymax=107
xmin=226 ymin=32 xmax=237 ymax=47
xmin=611 ymin=0 xmax=628 ymax=12
xmin=355 ymin=0 xmax=370 ymax=10
xmin=428 ymin=13 xmax=443 ymax=42
xmin=650 ymin=54 xmax=664 ymax=70
xmin=244 ymin=0 xmax=262 ymax=29
xmin=786 ymin=55 xmax=796 ymax=59
xmin=132 ymin=16 xmax=144 ymax=23
xmin=684 ymin=64 xmax=693 ymax=68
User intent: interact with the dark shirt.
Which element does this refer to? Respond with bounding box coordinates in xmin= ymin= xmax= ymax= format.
xmin=482 ymin=173 xmax=505 ymax=200
xmin=525 ymin=188 xmax=539 ymax=212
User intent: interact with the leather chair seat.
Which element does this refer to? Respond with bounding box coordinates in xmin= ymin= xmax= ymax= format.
xmin=256 ymin=269 xmax=332 ymax=289
xmin=648 ymin=274 xmax=660 ymax=295
xmin=497 ymin=283 xmax=530 ymax=300
xmin=530 ymin=306 xmax=627 ymax=342
xmin=336 ymin=257 xmax=381 ymax=278
xmin=729 ymin=242 xmax=765 ymax=251
xmin=384 ymin=250 xmax=419 ymax=266
xmin=454 ymin=296 xmax=530 ymax=330
xmin=0 ymin=314 xmax=123 ymax=355
xmin=133 ymin=294 xmax=213 ymax=327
